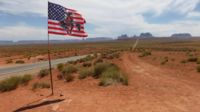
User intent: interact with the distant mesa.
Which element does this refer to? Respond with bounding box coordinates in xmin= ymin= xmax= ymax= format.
xmin=0 ymin=41 xmax=13 ymax=45
xmin=117 ymin=34 xmax=129 ymax=40
xmin=139 ymin=32 xmax=154 ymax=38
xmin=117 ymin=33 xmax=154 ymax=40
xmin=171 ymin=33 xmax=192 ymax=38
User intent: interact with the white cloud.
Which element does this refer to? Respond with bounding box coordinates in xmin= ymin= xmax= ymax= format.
xmin=0 ymin=24 xmax=79 ymax=41
xmin=0 ymin=0 xmax=200 ymax=39
xmin=187 ymin=11 xmax=200 ymax=18
xmin=0 ymin=0 xmax=47 ymax=16
xmin=168 ymin=0 xmax=199 ymax=14
xmin=136 ymin=20 xmax=200 ymax=36
xmin=51 ymin=0 xmax=200 ymax=37
xmin=1 ymin=0 xmax=198 ymax=17
xmin=0 ymin=25 xmax=46 ymax=40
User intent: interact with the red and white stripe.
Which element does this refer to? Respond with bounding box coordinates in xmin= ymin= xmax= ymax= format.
xmin=48 ymin=9 xmax=87 ymax=37
xmin=48 ymin=20 xmax=87 ymax=37
xmin=66 ymin=8 xmax=86 ymax=24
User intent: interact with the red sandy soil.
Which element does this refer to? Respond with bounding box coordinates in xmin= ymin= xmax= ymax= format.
xmin=0 ymin=52 xmax=200 ymax=112
xmin=140 ymin=51 xmax=200 ymax=82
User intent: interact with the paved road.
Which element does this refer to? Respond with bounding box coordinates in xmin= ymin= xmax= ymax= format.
xmin=0 ymin=55 xmax=87 ymax=78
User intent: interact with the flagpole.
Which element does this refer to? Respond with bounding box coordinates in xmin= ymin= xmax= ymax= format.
xmin=48 ymin=35 xmax=54 ymax=95
xmin=48 ymin=1 xmax=54 ymax=96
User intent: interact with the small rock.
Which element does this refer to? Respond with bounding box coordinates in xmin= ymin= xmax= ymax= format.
xmin=60 ymin=94 xmax=64 ymax=97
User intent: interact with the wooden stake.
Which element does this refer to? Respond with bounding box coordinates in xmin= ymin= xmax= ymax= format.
xmin=132 ymin=39 xmax=139 ymax=52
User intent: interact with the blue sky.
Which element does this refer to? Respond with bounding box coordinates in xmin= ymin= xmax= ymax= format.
xmin=0 ymin=0 xmax=200 ymax=41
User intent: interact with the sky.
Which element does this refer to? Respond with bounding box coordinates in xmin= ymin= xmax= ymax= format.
xmin=0 ymin=0 xmax=200 ymax=41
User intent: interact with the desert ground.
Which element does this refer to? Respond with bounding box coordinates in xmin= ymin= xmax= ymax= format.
xmin=0 ymin=38 xmax=200 ymax=112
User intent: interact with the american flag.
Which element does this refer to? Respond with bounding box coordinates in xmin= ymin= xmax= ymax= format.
xmin=48 ymin=2 xmax=87 ymax=37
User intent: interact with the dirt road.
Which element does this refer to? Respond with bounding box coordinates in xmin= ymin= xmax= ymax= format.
xmin=0 ymin=53 xmax=200 ymax=112
xmin=120 ymin=53 xmax=200 ymax=112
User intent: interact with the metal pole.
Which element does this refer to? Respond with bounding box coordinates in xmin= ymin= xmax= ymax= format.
xmin=48 ymin=34 xmax=54 ymax=95
xmin=47 ymin=1 xmax=54 ymax=95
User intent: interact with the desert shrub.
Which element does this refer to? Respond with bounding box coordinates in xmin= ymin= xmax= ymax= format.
xmin=74 ymin=52 xmax=78 ymax=56
xmin=82 ymin=62 xmax=92 ymax=67
xmin=171 ymin=58 xmax=175 ymax=62
xmin=79 ymin=68 xmax=94 ymax=79
xmin=77 ymin=59 xmax=84 ymax=63
xmin=0 ymin=76 xmax=21 ymax=92
xmin=57 ymin=74 xmax=63 ymax=80
xmin=78 ymin=55 xmax=94 ymax=63
xmin=93 ymin=58 xmax=103 ymax=65
xmin=0 ymin=75 xmax=32 ymax=92
xmin=38 ymin=69 xmax=49 ymax=78
xmin=62 ymin=65 xmax=77 ymax=74
xmin=0 ymin=74 xmax=32 ymax=92
xmin=27 ymin=56 xmax=31 ymax=60
xmin=32 ymin=82 xmax=50 ymax=90
xmin=24 ymin=53 xmax=32 ymax=60
xmin=120 ymin=74 xmax=128 ymax=85
xmin=161 ymin=60 xmax=168 ymax=65
xmin=93 ymin=53 xmax=98 ymax=58
xmin=85 ymin=55 xmax=95 ymax=61
xmin=20 ymin=74 xmax=32 ymax=85
xmin=187 ymin=57 xmax=198 ymax=62
xmin=57 ymin=63 xmax=65 ymax=71
xmin=93 ymin=62 xmax=112 ymax=78
xmin=180 ymin=60 xmax=187 ymax=64
xmin=6 ymin=59 xmax=13 ymax=64
xmin=61 ymin=65 xmax=77 ymax=82
xmin=186 ymin=51 xmax=190 ymax=56
xmin=197 ymin=66 xmax=200 ymax=73
xmin=137 ymin=48 xmax=145 ymax=52
xmin=68 ymin=60 xmax=77 ymax=65
xmin=112 ymin=52 xmax=120 ymax=58
xmin=160 ymin=57 xmax=168 ymax=65
xmin=188 ymin=54 xmax=194 ymax=57
xmin=164 ymin=57 xmax=168 ymax=60
xmin=139 ymin=51 xmax=151 ymax=57
xmin=63 ymin=73 xmax=74 ymax=82
xmin=101 ymin=53 xmax=107 ymax=58
xmin=106 ymin=54 xmax=114 ymax=59
xmin=102 ymin=51 xmax=120 ymax=60
xmin=99 ymin=67 xmax=128 ymax=86
xmin=196 ymin=58 xmax=200 ymax=64
xmin=15 ymin=60 xmax=25 ymax=64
